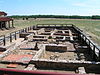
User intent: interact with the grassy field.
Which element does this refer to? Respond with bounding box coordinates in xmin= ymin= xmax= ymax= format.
xmin=0 ymin=18 xmax=100 ymax=46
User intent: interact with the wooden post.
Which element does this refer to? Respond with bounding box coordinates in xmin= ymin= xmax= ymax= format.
xmin=33 ymin=26 xmax=35 ymax=30
xmin=72 ymin=24 xmax=74 ymax=27
xmin=80 ymin=35 xmax=84 ymax=44
xmin=23 ymin=29 xmax=24 ymax=33
xmin=15 ymin=32 xmax=17 ymax=40
xmin=10 ymin=33 xmax=12 ymax=42
xmin=24 ymin=28 xmax=26 ymax=32
xmin=83 ymin=36 xmax=86 ymax=45
xmin=28 ymin=27 xmax=29 ymax=31
xmin=0 ymin=22 xmax=1 ymax=29
xmin=88 ymin=40 xmax=91 ymax=53
xmin=3 ymin=35 xmax=6 ymax=46
xmin=0 ymin=22 xmax=3 ymax=29
xmin=18 ymin=30 xmax=20 ymax=34
xmin=30 ymin=26 xmax=31 ymax=30
xmin=92 ymin=45 xmax=96 ymax=61
xmin=78 ymin=33 xmax=80 ymax=41
xmin=25 ymin=28 xmax=27 ymax=32
xmin=21 ymin=29 xmax=23 ymax=33
xmin=26 ymin=28 xmax=28 ymax=32
xmin=32 ymin=26 xmax=34 ymax=30
xmin=78 ymin=34 xmax=82 ymax=42
xmin=99 ymin=50 xmax=100 ymax=61
xmin=26 ymin=27 xmax=28 ymax=32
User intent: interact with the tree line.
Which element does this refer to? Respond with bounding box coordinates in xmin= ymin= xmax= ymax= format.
xmin=9 ymin=15 xmax=100 ymax=19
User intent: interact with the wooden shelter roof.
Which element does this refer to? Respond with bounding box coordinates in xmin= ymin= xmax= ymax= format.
xmin=0 ymin=12 xmax=7 ymax=16
xmin=0 ymin=17 xmax=13 ymax=21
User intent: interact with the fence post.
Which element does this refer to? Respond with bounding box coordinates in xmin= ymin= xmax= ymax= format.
xmin=28 ymin=27 xmax=30 ymax=31
xmin=30 ymin=26 xmax=31 ymax=30
xmin=3 ymin=35 xmax=6 ymax=46
xmin=23 ymin=29 xmax=24 ymax=32
xmin=92 ymin=45 xmax=96 ymax=61
xmin=83 ymin=36 xmax=86 ymax=45
xmin=25 ymin=28 xmax=27 ymax=32
xmin=19 ymin=30 xmax=20 ymax=34
xmin=33 ymin=26 xmax=34 ymax=30
xmin=88 ymin=40 xmax=91 ymax=53
xmin=99 ymin=50 xmax=100 ymax=61
xmin=15 ymin=32 xmax=17 ymax=40
xmin=10 ymin=33 xmax=12 ymax=42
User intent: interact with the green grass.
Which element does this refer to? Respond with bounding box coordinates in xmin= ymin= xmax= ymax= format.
xmin=0 ymin=18 xmax=100 ymax=46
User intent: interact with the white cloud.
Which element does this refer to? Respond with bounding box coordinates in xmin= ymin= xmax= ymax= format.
xmin=73 ymin=3 xmax=87 ymax=7
xmin=73 ymin=0 xmax=100 ymax=8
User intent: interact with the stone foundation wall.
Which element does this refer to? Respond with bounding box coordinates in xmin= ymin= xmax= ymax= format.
xmin=31 ymin=59 xmax=100 ymax=71
xmin=41 ymin=33 xmax=51 ymax=35
xmin=54 ymin=33 xmax=69 ymax=36
xmin=46 ymin=44 xmax=67 ymax=52
xmin=32 ymin=45 xmax=45 ymax=59
xmin=25 ymin=34 xmax=34 ymax=40
xmin=33 ymin=38 xmax=47 ymax=41
xmin=19 ymin=33 xmax=30 ymax=38
xmin=0 ymin=40 xmax=28 ymax=59
xmin=37 ymin=28 xmax=45 ymax=34
xmin=33 ymin=35 xmax=45 ymax=38
xmin=0 ymin=43 xmax=16 ymax=58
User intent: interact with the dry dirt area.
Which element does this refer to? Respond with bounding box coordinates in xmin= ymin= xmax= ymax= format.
xmin=41 ymin=51 xmax=76 ymax=60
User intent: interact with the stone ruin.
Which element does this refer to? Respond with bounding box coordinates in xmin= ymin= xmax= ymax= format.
xmin=0 ymin=24 xmax=100 ymax=74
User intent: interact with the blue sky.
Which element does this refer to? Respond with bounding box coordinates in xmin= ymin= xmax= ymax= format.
xmin=0 ymin=0 xmax=100 ymax=16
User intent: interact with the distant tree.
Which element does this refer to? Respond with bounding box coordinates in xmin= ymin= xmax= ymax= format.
xmin=9 ymin=15 xmax=92 ymax=19
xmin=92 ymin=15 xmax=100 ymax=19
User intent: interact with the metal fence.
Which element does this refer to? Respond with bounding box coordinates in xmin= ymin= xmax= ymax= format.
xmin=0 ymin=26 xmax=33 ymax=46
xmin=36 ymin=24 xmax=100 ymax=61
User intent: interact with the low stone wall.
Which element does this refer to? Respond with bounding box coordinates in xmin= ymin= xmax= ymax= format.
xmin=0 ymin=47 xmax=6 ymax=51
xmin=24 ymin=64 xmax=37 ymax=70
xmin=0 ymin=40 xmax=28 ymax=59
xmin=32 ymin=45 xmax=45 ymax=59
xmin=78 ymin=67 xmax=86 ymax=74
xmin=37 ymin=28 xmax=45 ymax=34
xmin=33 ymin=35 xmax=45 ymax=38
xmin=25 ymin=34 xmax=34 ymax=40
xmin=46 ymin=44 xmax=67 ymax=52
xmin=54 ymin=33 xmax=69 ymax=36
xmin=19 ymin=33 xmax=30 ymax=38
xmin=33 ymin=38 xmax=47 ymax=41
xmin=31 ymin=59 xmax=100 ymax=71
xmin=0 ymin=43 xmax=16 ymax=58
xmin=41 ymin=33 xmax=51 ymax=35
